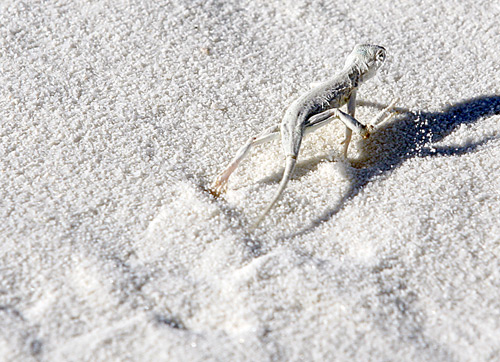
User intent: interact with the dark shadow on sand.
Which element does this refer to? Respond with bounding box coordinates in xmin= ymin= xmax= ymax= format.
xmin=288 ymin=95 xmax=500 ymax=238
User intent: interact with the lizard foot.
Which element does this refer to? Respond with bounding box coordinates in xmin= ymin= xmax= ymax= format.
xmin=209 ymin=174 xmax=229 ymax=197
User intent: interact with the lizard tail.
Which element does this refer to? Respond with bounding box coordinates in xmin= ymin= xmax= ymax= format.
xmin=251 ymin=155 xmax=297 ymax=230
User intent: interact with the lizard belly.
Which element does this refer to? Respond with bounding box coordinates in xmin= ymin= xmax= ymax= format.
xmin=328 ymin=90 xmax=351 ymax=109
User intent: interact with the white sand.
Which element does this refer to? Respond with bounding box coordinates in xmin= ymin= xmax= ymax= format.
xmin=1 ymin=0 xmax=499 ymax=360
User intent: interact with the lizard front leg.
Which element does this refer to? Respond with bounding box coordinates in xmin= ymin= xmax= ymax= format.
xmin=341 ymin=91 xmax=357 ymax=157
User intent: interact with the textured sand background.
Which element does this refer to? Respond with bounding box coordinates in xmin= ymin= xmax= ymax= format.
xmin=1 ymin=0 xmax=499 ymax=361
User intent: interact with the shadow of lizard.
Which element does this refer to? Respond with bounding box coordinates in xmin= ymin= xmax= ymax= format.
xmin=287 ymin=94 xmax=500 ymax=238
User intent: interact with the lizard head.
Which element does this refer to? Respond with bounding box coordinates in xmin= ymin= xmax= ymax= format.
xmin=344 ymin=44 xmax=386 ymax=81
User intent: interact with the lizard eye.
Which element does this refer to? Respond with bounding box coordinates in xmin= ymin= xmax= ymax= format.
xmin=377 ymin=50 xmax=386 ymax=62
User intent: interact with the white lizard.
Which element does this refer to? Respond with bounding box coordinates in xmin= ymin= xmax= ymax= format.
xmin=211 ymin=44 xmax=397 ymax=228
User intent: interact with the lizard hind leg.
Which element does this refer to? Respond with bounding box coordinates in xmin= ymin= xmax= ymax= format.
xmin=304 ymin=108 xmax=367 ymax=158
xmin=210 ymin=124 xmax=280 ymax=197
xmin=343 ymin=90 xmax=356 ymax=157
